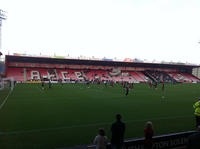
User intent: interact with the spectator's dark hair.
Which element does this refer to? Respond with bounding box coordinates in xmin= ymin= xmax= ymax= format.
xmin=116 ymin=114 xmax=122 ymax=121
xmin=198 ymin=126 xmax=200 ymax=131
xmin=99 ymin=128 xmax=105 ymax=136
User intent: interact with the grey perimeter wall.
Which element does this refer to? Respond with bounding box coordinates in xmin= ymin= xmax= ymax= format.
xmin=192 ymin=67 xmax=200 ymax=79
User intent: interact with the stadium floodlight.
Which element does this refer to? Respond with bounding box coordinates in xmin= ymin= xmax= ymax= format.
xmin=0 ymin=9 xmax=7 ymax=51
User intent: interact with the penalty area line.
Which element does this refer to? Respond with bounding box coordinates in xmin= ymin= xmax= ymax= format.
xmin=0 ymin=89 xmax=13 ymax=110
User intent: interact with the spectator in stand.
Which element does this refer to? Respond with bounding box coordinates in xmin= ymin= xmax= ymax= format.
xmin=187 ymin=126 xmax=200 ymax=149
xmin=144 ymin=121 xmax=154 ymax=149
xmin=93 ymin=128 xmax=108 ymax=149
xmin=111 ymin=114 xmax=126 ymax=149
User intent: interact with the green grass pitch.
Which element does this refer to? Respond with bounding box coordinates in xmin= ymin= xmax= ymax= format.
xmin=0 ymin=83 xmax=199 ymax=149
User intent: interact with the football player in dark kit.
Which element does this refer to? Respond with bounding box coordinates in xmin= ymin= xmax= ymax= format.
xmin=130 ymin=82 xmax=134 ymax=89
xmin=148 ymin=81 xmax=152 ymax=88
xmin=153 ymin=81 xmax=157 ymax=89
xmin=125 ymin=86 xmax=129 ymax=96
xmin=49 ymin=79 xmax=52 ymax=88
xmin=86 ymin=80 xmax=90 ymax=88
xmin=104 ymin=80 xmax=108 ymax=88
xmin=123 ymin=82 xmax=126 ymax=88
xmin=41 ymin=80 xmax=45 ymax=90
xmin=110 ymin=80 xmax=114 ymax=87
xmin=162 ymin=82 xmax=165 ymax=91
xmin=58 ymin=79 xmax=63 ymax=86
xmin=97 ymin=79 xmax=101 ymax=88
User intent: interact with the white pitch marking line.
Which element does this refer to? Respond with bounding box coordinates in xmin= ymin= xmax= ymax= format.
xmin=0 ymin=89 xmax=12 ymax=110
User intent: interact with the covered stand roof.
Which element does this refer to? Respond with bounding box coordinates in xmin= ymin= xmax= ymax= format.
xmin=6 ymin=55 xmax=199 ymax=69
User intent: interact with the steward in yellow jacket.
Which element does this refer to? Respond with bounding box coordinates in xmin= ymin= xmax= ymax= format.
xmin=193 ymin=99 xmax=200 ymax=127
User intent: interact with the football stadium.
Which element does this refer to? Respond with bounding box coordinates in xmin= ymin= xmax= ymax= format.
xmin=0 ymin=55 xmax=200 ymax=149
xmin=1 ymin=1 xmax=200 ymax=149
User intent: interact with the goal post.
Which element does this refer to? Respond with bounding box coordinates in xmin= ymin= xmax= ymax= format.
xmin=0 ymin=77 xmax=14 ymax=91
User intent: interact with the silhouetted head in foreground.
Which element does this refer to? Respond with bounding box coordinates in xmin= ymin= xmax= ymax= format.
xmin=198 ymin=126 xmax=200 ymax=132
xmin=116 ymin=114 xmax=122 ymax=122
xmin=145 ymin=121 xmax=153 ymax=130
xmin=98 ymin=128 xmax=105 ymax=136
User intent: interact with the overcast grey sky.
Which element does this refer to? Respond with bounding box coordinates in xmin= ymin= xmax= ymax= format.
xmin=1 ymin=0 xmax=200 ymax=63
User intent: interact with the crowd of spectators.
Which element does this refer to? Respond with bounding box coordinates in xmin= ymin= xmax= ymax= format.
xmin=93 ymin=114 xmax=154 ymax=149
xmin=93 ymin=113 xmax=200 ymax=149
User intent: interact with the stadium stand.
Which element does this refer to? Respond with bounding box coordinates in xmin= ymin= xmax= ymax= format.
xmin=144 ymin=71 xmax=174 ymax=83
xmin=136 ymin=71 xmax=149 ymax=82
xmin=83 ymin=70 xmax=111 ymax=81
xmin=167 ymin=72 xmax=200 ymax=83
xmin=5 ymin=55 xmax=200 ymax=83
xmin=129 ymin=71 xmax=146 ymax=82
xmin=180 ymin=73 xmax=200 ymax=82
xmin=6 ymin=68 xmax=24 ymax=82
xmin=7 ymin=67 xmax=200 ymax=83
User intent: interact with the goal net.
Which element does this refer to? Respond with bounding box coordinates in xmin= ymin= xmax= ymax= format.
xmin=0 ymin=77 xmax=14 ymax=91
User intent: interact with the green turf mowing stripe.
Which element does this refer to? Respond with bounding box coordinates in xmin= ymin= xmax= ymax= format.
xmin=0 ymin=114 xmax=192 ymax=136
